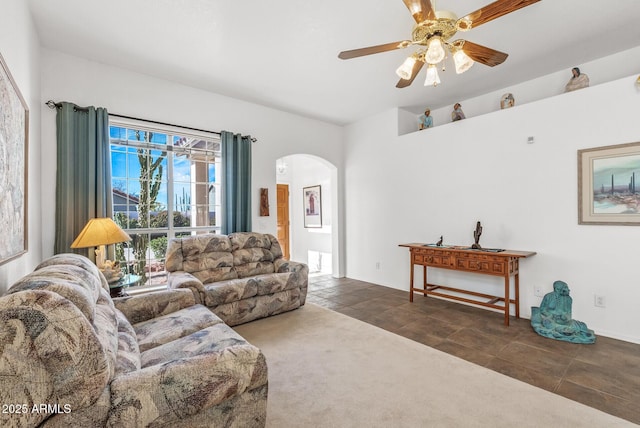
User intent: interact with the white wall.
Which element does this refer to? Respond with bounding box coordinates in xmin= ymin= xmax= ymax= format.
xmin=0 ymin=0 xmax=42 ymax=293
xmin=345 ymin=73 xmax=640 ymax=343
xmin=39 ymin=49 xmax=345 ymax=268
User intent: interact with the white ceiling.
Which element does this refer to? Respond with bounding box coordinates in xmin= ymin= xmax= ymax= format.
xmin=27 ymin=0 xmax=640 ymax=125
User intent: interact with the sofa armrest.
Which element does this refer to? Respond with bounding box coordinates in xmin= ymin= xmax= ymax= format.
xmin=113 ymin=288 xmax=196 ymax=324
xmin=108 ymin=344 xmax=267 ymax=426
xmin=275 ymin=259 xmax=309 ymax=275
xmin=167 ymin=271 xmax=205 ymax=304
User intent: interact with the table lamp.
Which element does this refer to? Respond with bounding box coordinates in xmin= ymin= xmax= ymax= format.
xmin=71 ymin=217 xmax=131 ymax=280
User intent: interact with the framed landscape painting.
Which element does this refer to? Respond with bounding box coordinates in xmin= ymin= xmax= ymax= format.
xmin=303 ymin=185 xmax=322 ymax=228
xmin=578 ymin=142 xmax=640 ymax=225
xmin=0 ymin=52 xmax=29 ymax=264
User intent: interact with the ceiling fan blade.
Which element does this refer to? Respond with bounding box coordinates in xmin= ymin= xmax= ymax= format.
xmin=402 ymin=0 xmax=436 ymax=23
xmin=460 ymin=40 xmax=508 ymax=67
xmin=459 ymin=0 xmax=540 ymax=29
xmin=338 ymin=41 xmax=409 ymax=60
xmin=396 ymin=60 xmax=425 ymax=88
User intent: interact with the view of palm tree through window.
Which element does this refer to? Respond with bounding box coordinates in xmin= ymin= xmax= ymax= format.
xmin=109 ymin=120 xmax=222 ymax=290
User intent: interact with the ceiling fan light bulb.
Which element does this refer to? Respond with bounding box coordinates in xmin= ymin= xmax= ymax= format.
xmin=425 ymin=37 xmax=445 ymax=64
xmin=424 ymin=65 xmax=440 ymax=87
xmin=453 ymin=50 xmax=474 ymax=74
xmin=396 ymin=56 xmax=417 ymax=80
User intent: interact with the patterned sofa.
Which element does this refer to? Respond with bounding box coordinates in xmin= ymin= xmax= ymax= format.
xmin=166 ymin=232 xmax=308 ymax=326
xmin=0 ymin=254 xmax=267 ymax=427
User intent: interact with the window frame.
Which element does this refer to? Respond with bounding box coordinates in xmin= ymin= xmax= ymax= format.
xmin=109 ymin=116 xmax=222 ymax=291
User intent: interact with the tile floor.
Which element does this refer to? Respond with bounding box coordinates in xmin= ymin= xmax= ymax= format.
xmin=307 ymin=275 xmax=640 ymax=425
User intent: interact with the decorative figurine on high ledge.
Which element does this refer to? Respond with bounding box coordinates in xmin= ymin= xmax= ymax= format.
xmin=451 ymin=103 xmax=466 ymax=122
xmin=436 ymin=236 xmax=443 ymax=246
xmin=471 ymin=221 xmax=482 ymax=249
xmin=564 ymin=67 xmax=589 ymax=93
xmin=500 ymin=93 xmax=515 ymax=109
xmin=531 ymin=280 xmax=596 ymax=344
xmin=419 ymin=108 xmax=433 ymax=130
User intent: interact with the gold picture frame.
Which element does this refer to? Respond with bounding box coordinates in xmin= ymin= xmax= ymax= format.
xmin=578 ymin=142 xmax=640 ymax=225
xmin=0 ymin=52 xmax=29 ymax=264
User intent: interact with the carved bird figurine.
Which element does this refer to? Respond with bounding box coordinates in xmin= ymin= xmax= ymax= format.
xmin=436 ymin=236 xmax=443 ymax=246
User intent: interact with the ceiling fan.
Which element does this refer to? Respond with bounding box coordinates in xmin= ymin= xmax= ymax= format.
xmin=338 ymin=0 xmax=541 ymax=88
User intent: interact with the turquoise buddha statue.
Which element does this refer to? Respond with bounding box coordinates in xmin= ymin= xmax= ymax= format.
xmin=531 ymin=280 xmax=596 ymax=344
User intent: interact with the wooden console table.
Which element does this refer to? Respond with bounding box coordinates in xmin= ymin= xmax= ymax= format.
xmin=399 ymin=244 xmax=536 ymax=326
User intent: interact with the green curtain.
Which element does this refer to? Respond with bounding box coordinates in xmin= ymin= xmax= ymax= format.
xmin=221 ymin=131 xmax=252 ymax=234
xmin=54 ymin=102 xmax=112 ymax=259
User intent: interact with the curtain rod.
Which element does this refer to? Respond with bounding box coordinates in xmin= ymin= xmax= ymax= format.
xmin=45 ymin=100 xmax=257 ymax=142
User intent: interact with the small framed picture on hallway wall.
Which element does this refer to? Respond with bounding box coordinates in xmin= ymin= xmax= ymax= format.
xmin=303 ymin=185 xmax=322 ymax=228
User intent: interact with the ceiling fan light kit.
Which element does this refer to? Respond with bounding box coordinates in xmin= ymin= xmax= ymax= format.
xmin=339 ymin=0 xmax=541 ymax=88
xmin=453 ymin=48 xmax=474 ymax=74
xmin=425 ymin=37 xmax=446 ymax=64
xmin=424 ymin=64 xmax=441 ymax=87
xmin=397 ymin=56 xmax=418 ymax=80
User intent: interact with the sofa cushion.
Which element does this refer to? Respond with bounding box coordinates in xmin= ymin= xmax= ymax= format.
xmin=113 ymin=288 xmax=196 ymax=325
xmin=114 ymin=310 xmax=141 ymax=375
xmin=212 ymin=288 xmax=302 ymax=326
xmin=140 ymin=323 xmax=248 ymax=367
xmin=0 ymin=290 xmax=111 ymax=428
xmin=202 ymin=273 xmax=299 ymax=307
xmin=235 ymin=261 xmax=276 ymax=279
xmin=6 ymin=265 xmax=99 ymax=322
xmin=192 ymin=266 xmax=237 ymax=284
xmin=233 ymin=248 xmax=275 ymax=265
xmin=93 ymin=288 xmax=119 ymax=380
xmin=134 ymin=304 xmax=224 ymax=352
xmin=166 ymin=234 xmax=234 ymax=272
xmin=36 ymin=252 xmax=110 ymax=293
xmin=230 ymin=232 xmax=283 ymax=278
xmin=229 ymin=232 xmax=272 ymax=251
xmin=107 ymin=344 xmax=267 ymax=427
xmin=253 ymin=272 xmax=298 ymax=295
xmin=203 ymin=277 xmax=259 ymax=307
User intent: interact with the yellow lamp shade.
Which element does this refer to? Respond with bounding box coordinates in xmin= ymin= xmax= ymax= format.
xmin=71 ymin=218 xmax=131 ymax=249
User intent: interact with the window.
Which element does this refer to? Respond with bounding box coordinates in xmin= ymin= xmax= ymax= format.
xmin=109 ymin=118 xmax=222 ymax=290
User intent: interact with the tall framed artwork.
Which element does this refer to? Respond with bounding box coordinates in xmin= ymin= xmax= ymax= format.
xmin=303 ymin=185 xmax=322 ymax=228
xmin=578 ymin=142 xmax=640 ymax=225
xmin=0 ymin=52 xmax=29 ymax=264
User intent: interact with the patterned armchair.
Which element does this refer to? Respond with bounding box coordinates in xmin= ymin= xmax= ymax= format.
xmin=0 ymin=254 xmax=267 ymax=427
xmin=166 ymin=232 xmax=309 ymax=326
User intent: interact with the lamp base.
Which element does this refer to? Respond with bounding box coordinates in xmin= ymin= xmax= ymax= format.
xmin=95 ymin=245 xmax=107 ymax=269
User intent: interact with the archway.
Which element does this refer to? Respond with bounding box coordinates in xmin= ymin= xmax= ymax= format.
xmin=275 ymin=154 xmax=342 ymax=278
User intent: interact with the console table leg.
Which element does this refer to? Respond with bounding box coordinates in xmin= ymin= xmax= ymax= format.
xmin=423 ymin=265 xmax=427 ymax=297
xmin=409 ymin=262 xmax=414 ymax=302
xmin=515 ymin=273 xmax=520 ymax=319
xmin=504 ymin=275 xmax=510 ymax=326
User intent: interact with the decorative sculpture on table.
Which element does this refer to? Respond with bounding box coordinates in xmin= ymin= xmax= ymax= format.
xmin=531 ymin=280 xmax=596 ymax=344
xmin=471 ymin=221 xmax=482 ymax=249
xmin=436 ymin=236 xmax=443 ymax=246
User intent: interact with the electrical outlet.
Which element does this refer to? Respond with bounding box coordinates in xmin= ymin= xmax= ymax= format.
xmin=534 ymin=285 xmax=544 ymax=297
xmin=594 ymin=295 xmax=606 ymax=308
xmin=375 ymin=262 xmax=380 ymax=270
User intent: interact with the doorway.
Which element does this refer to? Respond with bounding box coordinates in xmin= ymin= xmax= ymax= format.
xmin=276 ymin=154 xmax=340 ymax=277
xmin=276 ymin=184 xmax=290 ymax=259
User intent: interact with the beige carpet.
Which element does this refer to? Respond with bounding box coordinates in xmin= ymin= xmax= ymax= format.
xmin=234 ymin=303 xmax=633 ymax=428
